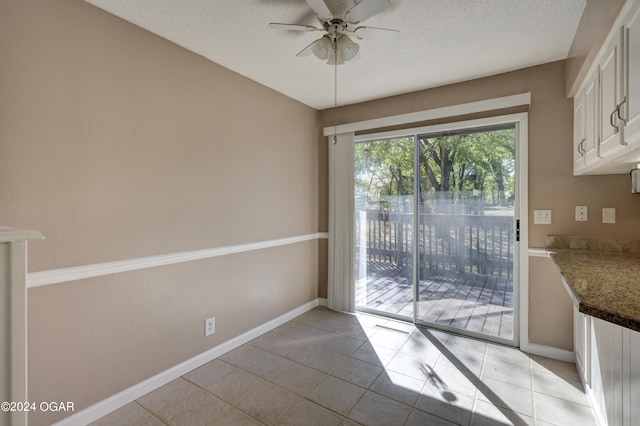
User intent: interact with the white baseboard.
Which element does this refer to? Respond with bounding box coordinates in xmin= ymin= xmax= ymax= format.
xmin=583 ymin=384 xmax=608 ymax=426
xmin=576 ymin=363 xmax=607 ymax=426
xmin=521 ymin=342 xmax=575 ymax=363
xmin=53 ymin=298 xmax=324 ymax=426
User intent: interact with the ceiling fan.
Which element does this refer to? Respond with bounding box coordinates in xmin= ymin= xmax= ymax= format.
xmin=269 ymin=0 xmax=398 ymax=65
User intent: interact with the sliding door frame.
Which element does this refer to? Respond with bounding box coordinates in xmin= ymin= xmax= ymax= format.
xmin=326 ymin=94 xmax=531 ymax=351
xmin=354 ymin=113 xmax=528 ymax=347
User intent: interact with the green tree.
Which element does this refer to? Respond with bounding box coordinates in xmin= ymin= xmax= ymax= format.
xmin=355 ymin=128 xmax=515 ymax=211
xmin=355 ymin=137 xmax=414 ymax=211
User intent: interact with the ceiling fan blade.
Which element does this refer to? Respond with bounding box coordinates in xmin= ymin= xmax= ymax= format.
xmin=305 ymin=0 xmax=333 ymax=21
xmin=269 ymin=23 xmax=319 ymax=32
xmin=297 ymin=37 xmax=332 ymax=60
xmin=346 ymin=0 xmax=390 ymax=23
xmin=354 ymin=26 xmax=399 ymax=41
xmin=296 ymin=39 xmax=320 ymax=57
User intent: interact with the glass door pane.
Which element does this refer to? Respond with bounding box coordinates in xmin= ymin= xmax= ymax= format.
xmin=415 ymin=126 xmax=516 ymax=343
xmin=354 ymin=137 xmax=415 ymax=319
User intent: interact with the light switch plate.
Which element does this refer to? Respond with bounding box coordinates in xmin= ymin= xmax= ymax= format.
xmin=533 ymin=209 xmax=552 ymax=224
xmin=603 ymin=208 xmax=616 ymax=224
xmin=576 ymin=206 xmax=588 ymax=221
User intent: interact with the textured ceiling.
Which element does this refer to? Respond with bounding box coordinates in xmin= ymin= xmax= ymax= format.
xmin=84 ymin=0 xmax=586 ymax=110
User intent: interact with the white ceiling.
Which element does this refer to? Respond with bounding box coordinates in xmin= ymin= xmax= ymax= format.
xmin=84 ymin=0 xmax=586 ymax=110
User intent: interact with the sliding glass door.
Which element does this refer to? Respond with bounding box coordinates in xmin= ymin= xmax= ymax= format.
xmin=414 ymin=126 xmax=516 ymax=342
xmin=354 ymin=121 xmax=518 ymax=345
xmin=354 ymin=138 xmax=415 ymax=320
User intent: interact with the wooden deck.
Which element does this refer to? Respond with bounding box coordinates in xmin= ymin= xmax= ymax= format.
xmin=356 ymin=262 xmax=513 ymax=340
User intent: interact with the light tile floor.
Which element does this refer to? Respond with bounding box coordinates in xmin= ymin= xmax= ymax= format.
xmin=92 ymin=307 xmax=596 ymax=426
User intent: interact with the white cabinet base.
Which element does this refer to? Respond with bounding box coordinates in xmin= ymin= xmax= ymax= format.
xmin=574 ymin=312 xmax=640 ymax=426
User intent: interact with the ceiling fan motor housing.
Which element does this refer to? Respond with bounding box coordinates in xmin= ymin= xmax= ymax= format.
xmin=325 ymin=19 xmax=350 ymax=41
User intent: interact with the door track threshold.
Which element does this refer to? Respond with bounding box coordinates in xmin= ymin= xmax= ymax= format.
xmin=375 ymin=324 xmax=411 ymax=334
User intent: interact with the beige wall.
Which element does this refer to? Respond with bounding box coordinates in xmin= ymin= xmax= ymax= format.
xmin=319 ymin=61 xmax=640 ymax=350
xmin=566 ymin=0 xmax=627 ymax=95
xmin=1 ymin=0 xmax=322 ymax=271
xmin=28 ymin=242 xmax=318 ymax=425
xmin=1 ymin=1 xmax=322 ymax=424
xmin=5 ymin=0 xmax=640 ymax=423
xmin=528 ymin=256 xmax=574 ymax=350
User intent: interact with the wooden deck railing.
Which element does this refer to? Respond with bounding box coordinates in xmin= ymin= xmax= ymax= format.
xmin=355 ymin=211 xmax=514 ymax=278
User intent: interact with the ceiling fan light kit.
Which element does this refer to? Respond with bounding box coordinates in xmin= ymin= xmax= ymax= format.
xmin=310 ymin=36 xmax=332 ymax=60
xmin=269 ymin=0 xmax=399 ymax=142
xmin=270 ymin=0 xmax=398 ymax=65
xmin=335 ymin=34 xmax=359 ymax=63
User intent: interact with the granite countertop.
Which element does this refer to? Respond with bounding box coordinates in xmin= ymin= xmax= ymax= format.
xmin=547 ymin=236 xmax=640 ymax=332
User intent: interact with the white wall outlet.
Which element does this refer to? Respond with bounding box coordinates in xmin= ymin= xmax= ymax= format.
xmin=533 ymin=209 xmax=552 ymax=224
xmin=603 ymin=208 xmax=616 ymax=224
xmin=575 ymin=206 xmax=588 ymax=221
xmin=205 ymin=317 xmax=215 ymax=336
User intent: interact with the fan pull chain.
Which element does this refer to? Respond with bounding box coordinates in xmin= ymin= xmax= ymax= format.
xmin=333 ymin=38 xmax=338 ymax=145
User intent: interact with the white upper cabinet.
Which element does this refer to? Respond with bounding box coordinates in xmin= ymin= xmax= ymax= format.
xmin=574 ymin=0 xmax=640 ymax=175
xmin=598 ymin=28 xmax=625 ymax=159
xmin=574 ymin=76 xmax=600 ymax=175
xmin=585 ymin=77 xmax=600 ymax=165
xmin=574 ymin=89 xmax=586 ymax=173
xmin=622 ymin=4 xmax=640 ymax=148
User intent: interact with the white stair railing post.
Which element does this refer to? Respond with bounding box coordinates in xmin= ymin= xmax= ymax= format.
xmin=1 ymin=227 xmax=43 ymax=426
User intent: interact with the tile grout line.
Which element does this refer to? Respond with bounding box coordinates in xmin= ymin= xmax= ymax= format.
xmin=254 ymin=314 xmax=371 ymax=422
xmin=284 ymin=313 xmax=419 ymax=423
xmin=469 ymin=339 xmax=491 ymax=424
xmin=133 ymin=401 xmax=168 ymax=426
xmin=530 ymin=355 xmax=538 ymax=424
xmin=98 ymin=308 xmax=592 ymax=426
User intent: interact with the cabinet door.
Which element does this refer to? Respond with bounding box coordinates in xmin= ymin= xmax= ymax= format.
xmin=574 ymin=74 xmax=599 ymax=174
xmin=623 ymin=4 xmax=640 ymax=146
xmin=599 ymin=28 xmax=626 ymax=158
xmin=623 ymin=328 xmax=640 ymax=426
xmin=591 ymin=317 xmax=623 ymax=426
xmin=574 ymin=90 xmax=587 ymax=174
xmin=584 ymin=76 xmax=599 ymax=165
xmin=574 ymin=305 xmax=590 ymax=385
